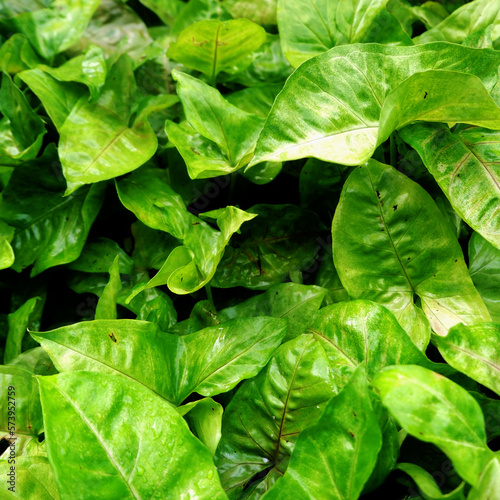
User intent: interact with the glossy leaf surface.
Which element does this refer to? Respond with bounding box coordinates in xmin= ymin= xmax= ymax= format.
xmin=468 ymin=232 xmax=500 ymax=321
xmin=32 ymin=317 xmax=286 ymax=405
xmin=178 ymin=397 xmax=223 ymax=456
xmin=277 ymin=0 xmax=411 ymax=67
xmin=434 ymin=322 xmax=500 ymax=396
xmin=467 ymin=456 xmax=500 ymax=500
xmin=308 ymin=300 xmax=436 ymax=381
xmin=38 ymin=371 xmax=227 ymax=499
xmin=0 ymin=366 xmax=43 ymax=458
xmin=216 ymin=334 xmax=336 ymax=497
xmin=218 ymin=283 xmax=326 ymax=341
xmin=1 ymin=0 xmax=100 ymax=59
xmin=262 ymin=365 xmax=382 ymax=500
xmin=400 ymin=123 xmax=500 ymax=250
xmin=59 ymin=55 xmax=166 ymax=194
xmin=117 ymin=167 xmax=255 ymax=295
xmin=251 ymin=43 xmax=500 ymax=167
xmin=372 ymin=365 xmax=494 ymax=486
xmin=0 ymin=147 xmax=105 ymax=275
xmin=168 ymin=19 xmax=266 ymax=82
xmin=332 ymin=160 xmax=489 ymax=344
xmin=167 ymin=71 xmax=264 ymax=179
xmin=0 ymin=456 xmax=60 ymax=499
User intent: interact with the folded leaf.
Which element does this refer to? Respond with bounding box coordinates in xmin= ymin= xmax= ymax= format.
xmin=117 ymin=167 xmax=256 ymax=295
xmin=0 ymin=146 xmax=105 ymax=276
xmin=31 ymin=317 xmax=287 ymax=405
xmin=215 ymin=334 xmax=337 ymax=497
xmin=0 ymin=456 xmax=60 ymax=499
xmin=4 ymin=296 xmax=40 ymax=364
xmin=167 ymin=71 xmax=264 ymax=179
xmin=372 ymin=365 xmax=494 ymax=486
xmin=177 ymin=398 xmax=223 ymax=456
xmin=168 ymin=19 xmax=266 ymax=83
xmin=396 ymin=463 xmax=466 ymax=500
xmin=262 ymin=365 xmax=382 ymax=500
xmin=399 ymin=123 xmax=500 ymax=250
xmin=332 ymin=160 xmax=490 ymax=344
xmin=278 ymin=0 xmax=411 ymax=67
xmin=434 ymin=322 xmax=500 ymax=396
xmin=250 ymin=43 xmax=500 ymax=167
xmin=468 ymin=232 xmax=500 ymax=321
xmin=95 ymin=255 xmax=121 ymax=320
xmin=38 ymin=371 xmax=227 ymax=499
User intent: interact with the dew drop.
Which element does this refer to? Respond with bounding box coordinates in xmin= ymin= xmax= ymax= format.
xmin=137 ymin=465 xmax=144 ymax=476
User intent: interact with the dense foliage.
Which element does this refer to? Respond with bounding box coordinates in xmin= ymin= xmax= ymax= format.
xmin=1 ymin=0 xmax=500 ymax=498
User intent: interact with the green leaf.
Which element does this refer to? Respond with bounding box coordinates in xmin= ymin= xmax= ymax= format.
xmin=71 ymin=0 xmax=155 ymax=63
xmin=7 ymin=347 xmax=57 ymax=376
xmin=0 ymin=456 xmax=60 ymax=499
xmin=396 ymin=463 xmax=466 ymax=500
xmin=59 ymin=55 xmax=164 ymax=194
xmin=0 ymin=33 xmax=41 ymax=74
xmin=35 ymin=45 xmax=107 ymax=101
xmin=177 ymin=397 xmax=223 ymax=455
xmin=0 ymin=146 xmax=105 ymax=276
xmin=168 ymin=19 xmax=266 ymax=83
xmin=308 ymin=300 xmax=437 ymax=383
xmin=469 ymin=232 xmax=500 ymax=321
xmin=4 ymin=296 xmax=40 ymax=364
xmin=0 ymin=366 xmax=43 ymax=458
xmin=434 ymin=322 xmax=500 ymax=396
xmin=372 ymin=364 xmax=494 ymax=486
xmin=1 ymin=0 xmax=100 ymax=59
xmin=116 ymin=167 xmax=256 ymax=295
xmin=277 ymin=0 xmax=411 ymax=67
xmin=95 ymin=255 xmax=122 ymax=320
xmin=31 ymin=317 xmax=287 ymax=405
xmin=37 ymin=371 xmax=227 ymax=499
xmin=332 ymin=159 xmax=489 ymax=346
xmin=212 ymin=204 xmax=326 ymax=290
xmin=399 ymin=123 xmax=500 ymax=250
xmin=18 ymin=68 xmax=86 ymax=130
xmin=218 ymin=283 xmax=327 ymax=342
xmin=0 ymin=219 xmax=14 ymax=270
xmin=215 ymin=334 xmax=337 ymax=497
xmin=0 ymin=73 xmax=46 ymax=164
xmin=225 ymin=0 xmax=277 ymax=25
xmin=167 ymin=71 xmax=264 ymax=179
xmin=137 ymin=0 xmax=185 ymax=26
xmin=262 ymin=365 xmax=382 ymax=500
xmin=250 ymin=43 xmax=500 ymax=167
xmin=67 ymin=237 xmax=135 ymax=275
xmin=414 ymin=0 xmax=500 ymax=46
xmin=220 ymin=33 xmax=292 ymax=87
xmin=467 ymin=456 xmax=500 ymax=500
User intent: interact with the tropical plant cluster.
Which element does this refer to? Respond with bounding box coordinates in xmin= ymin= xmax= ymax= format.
xmin=0 ymin=0 xmax=500 ymax=499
